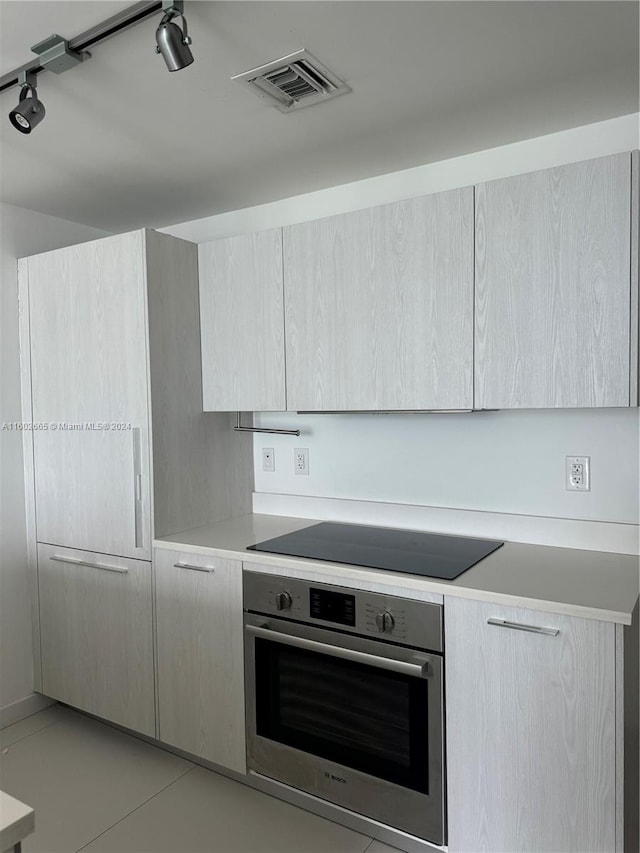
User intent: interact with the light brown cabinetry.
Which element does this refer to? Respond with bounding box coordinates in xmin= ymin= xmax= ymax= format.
xmin=19 ymin=228 xmax=252 ymax=702
xmin=197 ymin=154 xmax=638 ymax=413
xmin=199 ymin=230 xmax=286 ymax=411
xmin=284 ymin=190 xmax=474 ymax=411
xmin=475 ymin=153 xmax=634 ymax=408
xmin=445 ymin=596 xmax=617 ymax=852
xmin=25 ymin=231 xmax=151 ymax=559
xmin=154 ymin=548 xmax=246 ymax=773
xmin=37 ymin=542 xmax=155 ymax=736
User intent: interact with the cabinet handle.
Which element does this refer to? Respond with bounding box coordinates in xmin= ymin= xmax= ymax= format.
xmin=174 ymin=561 xmax=215 ymax=573
xmin=132 ymin=427 xmax=143 ymax=549
xmin=50 ymin=555 xmax=129 ymax=574
xmin=487 ymin=618 xmax=559 ymax=636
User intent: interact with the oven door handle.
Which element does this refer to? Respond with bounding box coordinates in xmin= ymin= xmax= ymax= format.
xmin=246 ymin=623 xmax=431 ymax=678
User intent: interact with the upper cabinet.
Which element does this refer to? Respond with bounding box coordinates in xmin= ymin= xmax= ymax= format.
xmin=475 ymin=153 xmax=634 ymax=409
xmin=199 ymin=230 xmax=286 ymax=411
xmin=197 ymin=153 xmax=638 ymax=413
xmin=283 ymin=189 xmax=474 ymax=411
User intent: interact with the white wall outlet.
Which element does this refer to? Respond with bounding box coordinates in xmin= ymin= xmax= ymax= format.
xmin=566 ymin=456 xmax=590 ymax=491
xmin=262 ymin=447 xmax=275 ymax=472
xmin=294 ymin=447 xmax=309 ymax=475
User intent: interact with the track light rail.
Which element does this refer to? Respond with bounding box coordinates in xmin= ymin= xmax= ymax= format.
xmin=0 ymin=1 xmax=163 ymax=93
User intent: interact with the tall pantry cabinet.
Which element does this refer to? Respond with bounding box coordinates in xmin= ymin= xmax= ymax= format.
xmin=18 ymin=229 xmax=252 ymax=734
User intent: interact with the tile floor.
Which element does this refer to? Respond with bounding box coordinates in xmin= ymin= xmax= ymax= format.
xmin=0 ymin=706 xmax=401 ymax=853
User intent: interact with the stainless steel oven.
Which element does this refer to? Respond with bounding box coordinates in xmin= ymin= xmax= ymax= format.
xmin=244 ymin=571 xmax=445 ymax=845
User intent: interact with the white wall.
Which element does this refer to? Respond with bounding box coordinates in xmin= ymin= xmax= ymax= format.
xmin=252 ymin=409 xmax=639 ymax=525
xmin=165 ymin=114 xmax=638 ymax=241
xmin=0 ymin=203 xmax=108 ymax=723
xmin=164 ymin=114 xmax=640 ymax=548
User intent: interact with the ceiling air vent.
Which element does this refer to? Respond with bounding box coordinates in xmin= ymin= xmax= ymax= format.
xmin=232 ymin=49 xmax=350 ymax=113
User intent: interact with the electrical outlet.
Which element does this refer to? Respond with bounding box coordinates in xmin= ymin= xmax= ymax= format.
xmin=262 ymin=447 xmax=275 ymax=472
xmin=566 ymin=456 xmax=590 ymax=491
xmin=294 ymin=447 xmax=309 ymax=475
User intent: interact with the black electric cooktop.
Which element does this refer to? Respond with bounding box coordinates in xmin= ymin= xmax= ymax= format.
xmin=247 ymin=522 xmax=503 ymax=581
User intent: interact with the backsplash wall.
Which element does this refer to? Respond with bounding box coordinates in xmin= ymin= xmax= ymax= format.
xmin=253 ymin=408 xmax=639 ymax=525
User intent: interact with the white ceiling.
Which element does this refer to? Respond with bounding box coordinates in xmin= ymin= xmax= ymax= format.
xmin=0 ymin=1 xmax=637 ymax=232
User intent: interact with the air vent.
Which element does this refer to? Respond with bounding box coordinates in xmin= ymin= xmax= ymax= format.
xmin=232 ymin=49 xmax=350 ymax=112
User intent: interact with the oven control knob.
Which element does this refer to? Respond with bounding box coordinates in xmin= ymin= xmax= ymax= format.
xmin=375 ymin=610 xmax=395 ymax=633
xmin=275 ymin=591 xmax=293 ymax=611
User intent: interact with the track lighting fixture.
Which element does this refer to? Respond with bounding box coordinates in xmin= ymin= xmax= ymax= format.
xmin=9 ymin=72 xmax=45 ymax=134
xmin=2 ymin=1 xmax=197 ymax=136
xmin=155 ymin=1 xmax=194 ymax=72
xmin=7 ymin=34 xmax=85 ymax=134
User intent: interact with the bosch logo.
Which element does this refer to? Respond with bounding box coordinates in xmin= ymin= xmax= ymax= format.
xmin=324 ymin=771 xmax=347 ymax=784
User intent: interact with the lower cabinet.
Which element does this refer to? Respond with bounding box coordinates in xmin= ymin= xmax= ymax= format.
xmin=37 ymin=543 xmax=155 ymax=736
xmin=35 ymin=540 xmax=630 ymax=849
xmin=445 ymin=596 xmax=617 ymax=853
xmin=154 ymin=548 xmax=246 ymax=774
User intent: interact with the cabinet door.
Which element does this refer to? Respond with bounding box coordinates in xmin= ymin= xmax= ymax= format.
xmin=475 ymin=153 xmax=631 ymax=408
xmin=155 ymin=549 xmax=246 ymax=773
xmin=445 ymin=596 xmax=616 ymax=853
xmin=284 ymin=190 xmax=473 ymax=410
xmin=26 ymin=231 xmax=151 ymax=558
xmin=199 ymin=230 xmax=286 ymax=411
xmin=38 ymin=543 xmax=155 ymax=736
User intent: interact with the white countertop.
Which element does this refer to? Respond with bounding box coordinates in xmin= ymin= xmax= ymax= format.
xmin=155 ymin=513 xmax=639 ymax=625
xmin=0 ymin=791 xmax=34 ymax=852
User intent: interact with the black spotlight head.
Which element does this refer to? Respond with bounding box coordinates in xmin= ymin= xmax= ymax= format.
xmin=155 ymin=11 xmax=194 ymax=72
xmin=9 ymin=83 xmax=45 ymax=134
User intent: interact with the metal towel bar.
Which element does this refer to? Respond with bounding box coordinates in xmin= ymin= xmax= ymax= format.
xmin=234 ymin=412 xmax=300 ymax=436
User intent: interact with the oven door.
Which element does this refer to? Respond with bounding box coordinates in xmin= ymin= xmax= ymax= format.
xmin=244 ymin=612 xmax=445 ymax=845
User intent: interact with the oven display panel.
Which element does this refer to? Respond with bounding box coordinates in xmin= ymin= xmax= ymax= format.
xmin=309 ymin=588 xmax=356 ymax=626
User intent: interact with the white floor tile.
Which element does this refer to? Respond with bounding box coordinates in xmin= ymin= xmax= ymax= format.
xmin=0 ymin=706 xmax=62 ymax=748
xmin=0 ymin=708 xmax=193 ymax=853
xmin=81 ymin=765 xmax=373 ymax=853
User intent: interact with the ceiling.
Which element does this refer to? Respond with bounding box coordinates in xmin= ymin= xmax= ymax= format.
xmin=0 ymin=1 xmax=638 ymax=232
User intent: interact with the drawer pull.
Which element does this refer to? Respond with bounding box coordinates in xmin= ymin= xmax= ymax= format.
xmin=50 ymin=555 xmax=129 ymax=574
xmin=487 ymin=618 xmax=559 ymax=636
xmin=174 ymin=561 xmax=215 ymax=573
